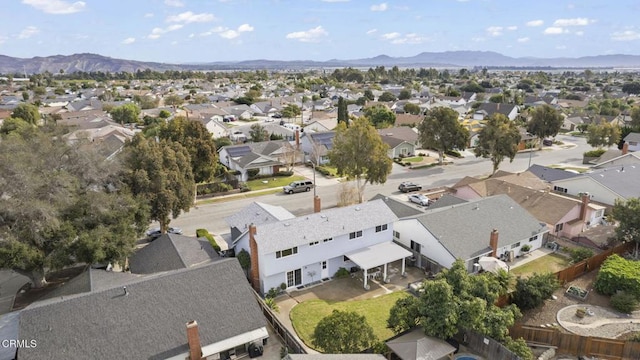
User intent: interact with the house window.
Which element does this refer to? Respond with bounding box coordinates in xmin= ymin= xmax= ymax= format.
xmin=322 ymin=261 xmax=327 ymax=270
xmin=553 ymin=185 xmax=568 ymax=193
xmin=555 ymin=223 xmax=564 ymax=233
xmin=410 ymin=240 xmax=421 ymax=253
xmin=276 ymin=247 xmax=298 ymax=259
xmin=309 ymin=241 xmax=319 ymax=246
xmin=595 ymin=209 xmax=604 ymax=218
xmin=393 ymin=231 xmax=400 ymax=239
xmin=529 ymin=235 xmax=538 ymax=242
xmin=323 ymin=237 xmax=333 ymax=242
xmin=375 ymin=224 xmax=388 ymax=232
xmin=349 ymin=230 xmax=363 ymax=239
xmin=511 ymin=242 xmax=521 ymax=249
xmin=286 ymin=269 xmax=302 ymax=287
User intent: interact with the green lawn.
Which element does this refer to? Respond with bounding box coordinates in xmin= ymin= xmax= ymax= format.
xmin=245 ymin=175 xmax=305 ymax=191
xmin=549 ymin=165 xmax=589 ymax=173
xmin=290 ymin=291 xmax=410 ymax=351
xmin=510 ymin=253 xmax=570 ymax=277
xmin=403 ymin=156 xmax=423 ymax=163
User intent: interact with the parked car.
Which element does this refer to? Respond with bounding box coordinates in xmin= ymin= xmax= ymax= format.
xmin=283 ymin=180 xmax=313 ymax=194
xmin=145 ymin=227 xmax=183 ymax=240
xmin=408 ymin=193 xmax=430 ymax=206
xmin=271 ymin=113 xmax=283 ymax=119
xmin=398 ymin=182 xmax=422 ymax=193
xmin=543 ymin=139 xmax=553 ymax=146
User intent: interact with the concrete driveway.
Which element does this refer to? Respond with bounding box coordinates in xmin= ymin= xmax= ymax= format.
xmin=0 ymin=270 xmax=29 ymax=315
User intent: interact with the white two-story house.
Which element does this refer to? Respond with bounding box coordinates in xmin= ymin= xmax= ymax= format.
xmin=394 ymin=195 xmax=549 ymax=273
xmin=231 ymin=199 xmax=410 ymax=294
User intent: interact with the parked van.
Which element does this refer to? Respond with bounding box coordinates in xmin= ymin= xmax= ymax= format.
xmin=283 ymin=180 xmax=313 ymax=194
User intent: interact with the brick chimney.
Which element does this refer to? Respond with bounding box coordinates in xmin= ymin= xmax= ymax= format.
xmin=186 ymin=320 xmax=202 ymax=360
xmin=490 ymin=229 xmax=499 ymax=257
xmin=248 ymin=224 xmax=260 ymax=293
xmin=295 ymin=130 xmax=300 ymax=150
xmin=622 ymin=142 xmax=629 ymax=155
xmin=580 ymin=193 xmax=590 ymax=221
xmin=314 ymin=195 xmax=321 ymax=213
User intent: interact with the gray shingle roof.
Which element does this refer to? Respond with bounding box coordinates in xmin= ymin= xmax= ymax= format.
xmin=255 ymin=199 xmax=398 ymax=253
xmin=18 ymin=259 xmax=266 ymax=360
xmin=527 ymin=164 xmax=580 ymax=182
xmin=370 ymin=194 xmax=424 ymax=218
xmin=427 ymin=194 xmax=467 ymax=209
xmin=584 ymin=165 xmax=640 ymax=199
xmin=129 ymin=234 xmax=220 ymax=274
xmin=414 ymin=195 xmax=547 ymax=260
xmin=624 ymin=132 xmax=640 ymax=142
xmin=285 ymin=355 xmax=385 ymax=360
xmin=225 ymin=202 xmax=295 ymax=233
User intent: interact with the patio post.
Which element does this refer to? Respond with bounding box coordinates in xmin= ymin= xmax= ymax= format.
xmin=401 ymin=258 xmax=406 ymax=277
xmin=363 ymin=269 xmax=368 ymax=290
xmin=383 ymin=263 xmax=388 ymax=282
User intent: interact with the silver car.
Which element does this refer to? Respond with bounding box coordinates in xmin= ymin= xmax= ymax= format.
xmin=408 ymin=194 xmax=430 ymax=206
xmin=283 ymin=180 xmax=313 ymax=194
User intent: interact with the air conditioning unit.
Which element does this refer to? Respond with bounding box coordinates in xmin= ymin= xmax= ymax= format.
xmin=473 ymin=263 xmax=481 ymax=272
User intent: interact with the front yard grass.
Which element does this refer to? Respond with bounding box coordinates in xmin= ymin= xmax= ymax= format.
xmin=245 ymin=175 xmax=305 ymax=191
xmin=402 ymin=156 xmax=423 ymax=163
xmin=510 ymin=253 xmax=570 ymax=277
xmin=290 ymin=291 xmax=410 ymax=351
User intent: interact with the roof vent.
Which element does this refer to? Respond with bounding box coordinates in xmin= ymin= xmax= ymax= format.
xmin=320 ymin=214 xmax=327 ymax=218
xmin=123 ymin=286 xmax=129 ymax=296
xmin=355 ymin=206 xmax=361 ymax=211
xmin=284 ymin=223 xmax=290 ymax=227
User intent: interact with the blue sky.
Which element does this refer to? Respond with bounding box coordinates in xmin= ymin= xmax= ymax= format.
xmin=1 ymin=0 xmax=640 ymax=63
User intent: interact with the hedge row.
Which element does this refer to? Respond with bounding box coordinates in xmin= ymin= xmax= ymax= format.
xmin=196 ymin=228 xmax=221 ymax=252
xmin=248 ymin=170 xmax=294 ymax=180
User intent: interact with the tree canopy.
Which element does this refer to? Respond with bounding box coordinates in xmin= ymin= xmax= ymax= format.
xmin=337 ymin=96 xmax=348 ymax=126
xmin=364 ymin=105 xmax=396 ymax=128
xmin=11 ymin=103 xmax=40 ymax=125
xmin=312 ymin=310 xmax=376 ymax=353
xmin=164 ymin=94 xmax=184 ymax=108
xmin=527 ymin=105 xmax=563 ymax=149
xmin=403 ymin=103 xmax=421 ymax=115
xmin=418 ymin=107 xmax=470 ymax=164
xmin=586 ymin=122 xmax=620 ymax=149
xmin=0 ymin=127 xmax=148 ymax=288
xmin=109 ymin=103 xmax=141 ymax=124
xmin=328 ymin=117 xmax=392 ymax=203
xmin=121 ymin=134 xmax=194 ymax=233
xmin=378 ymin=91 xmax=397 ymax=102
xmin=249 ymin=123 xmax=268 ymax=142
xmin=612 ymin=198 xmax=640 ymax=258
xmin=474 ymin=113 xmax=521 ymax=175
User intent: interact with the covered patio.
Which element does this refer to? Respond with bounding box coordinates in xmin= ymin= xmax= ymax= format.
xmin=386 ymin=328 xmax=457 ymax=360
xmin=345 ymin=242 xmax=412 ymax=290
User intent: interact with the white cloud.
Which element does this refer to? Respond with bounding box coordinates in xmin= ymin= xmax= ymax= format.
xmin=553 ymin=18 xmax=594 ymax=26
xmin=18 ymin=26 xmax=39 ymax=39
xmin=220 ymin=30 xmax=239 ymax=39
xmin=22 ymin=0 xmax=85 ymax=14
xmin=144 ymin=13 xmax=154 ymax=18
xmin=148 ymin=24 xmax=184 ymax=39
xmin=381 ymin=32 xmax=400 ymax=40
xmin=164 ymin=0 xmax=184 ymax=7
xmin=370 ymin=3 xmax=388 ymax=11
xmin=544 ymin=27 xmax=568 ymax=35
xmin=122 ymin=37 xmax=135 ymax=44
xmin=611 ymin=30 xmax=640 ymax=41
xmin=526 ymin=20 xmax=544 ymax=27
xmin=189 ymin=33 xmax=195 ymax=38
xmin=285 ymin=26 xmax=328 ymax=42
xmin=167 ymin=11 xmax=215 ymax=23
xmin=517 ymin=37 xmax=529 ymax=43
xmin=486 ymin=26 xmax=503 ymax=37
xmin=575 ymin=30 xmax=584 ymax=36
xmin=238 ymin=24 xmax=254 ymax=32
xmin=366 ymin=29 xmax=377 ymax=35
xmin=507 ymin=26 xmax=518 ymax=31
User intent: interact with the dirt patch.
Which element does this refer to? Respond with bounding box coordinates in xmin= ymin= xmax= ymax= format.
xmin=519 ymin=271 xmax=611 ymax=330
xmin=12 ymin=266 xmax=86 ymax=310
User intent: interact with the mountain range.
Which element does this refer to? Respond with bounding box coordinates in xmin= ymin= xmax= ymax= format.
xmin=2 ymin=51 xmax=640 ymax=74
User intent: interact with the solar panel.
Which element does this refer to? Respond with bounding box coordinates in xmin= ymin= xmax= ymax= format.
xmin=226 ymin=146 xmax=251 ymax=157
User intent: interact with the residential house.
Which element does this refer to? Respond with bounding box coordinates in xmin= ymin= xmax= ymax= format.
xmin=219 ymin=140 xmax=298 ymax=181
xmin=527 ymin=164 xmax=581 ymax=183
xmin=64 ymin=124 xmax=137 ymax=159
xmin=14 ymin=259 xmax=269 ymax=360
xmin=225 ymin=202 xmax=296 ymax=247
xmin=452 ymin=171 xmax=549 ymax=200
xmin=549 ymin=164 xmax=640 ymax=206
xmin=377 ymin=126 xmax=420 ymax=148
xmin=386 ymin=328 xmax=457 ymax=360
xmin=518 ymin=127 xmax=537 ymax=150
xmin=592 ymin=151 xmax=640 ymax=169
xmin=473 ymin=103 xmax=519 ymax=121
xmin=395 ymin=114 xmax=423 ymax=127
xmin=301 ymin=131 xmax=335 ymax=165
xmin=232 ymin=199 xmax=410 ymax=293
xmin=393 ymin=195 xmax=549 ymax=273
xmin=198 ymin=117 xmax=230 ymax=139
xmin=222 ymin=104 xmax=254 ymax=120
xmin=562 ymin=115 xmax=589 ymax=132
xmin=284 ymin=355 xmax=385 ymax=360
xmin=65 ymin=99 xmax=103 ymax=112
xmin=436 ymin=95 xmax=466 ymax=106
xmin=305 ymin=118 xmax=338 ymax=132
xmin=623 ymin=132 xmax=640 ymax=152
xmin=379 ymin=135 xmax=417 ymax=159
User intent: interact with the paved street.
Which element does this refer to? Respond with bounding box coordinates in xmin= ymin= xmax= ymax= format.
xmin=171 ymin=134 xmax=593 ymax=236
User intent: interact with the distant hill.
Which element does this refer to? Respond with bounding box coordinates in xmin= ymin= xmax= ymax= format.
xmin=1 ymin=51 xmax=640 ymax=74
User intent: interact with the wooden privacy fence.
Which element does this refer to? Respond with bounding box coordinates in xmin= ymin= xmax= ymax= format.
xmin=460 ymin=330 xmax=521 ymax=360
xmin=554 ymin=241 xmax=634 ymax=284
xmin=252 ymin=291 xmax=307 ymax=355
xmin=511 ymin=325 xmax=640 ymax=360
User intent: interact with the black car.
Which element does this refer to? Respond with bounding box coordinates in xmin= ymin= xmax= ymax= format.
xmin=398 ymin=182 xmax=422 ymax=193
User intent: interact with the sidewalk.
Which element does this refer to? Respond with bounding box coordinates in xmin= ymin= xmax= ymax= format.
xmin=292 ymin=165 xmax=343 ymax=187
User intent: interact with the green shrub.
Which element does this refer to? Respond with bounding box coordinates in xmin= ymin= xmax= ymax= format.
xmin=334 ymin=267 xmax=350 ymax=278
xmin=266 ymin=287 xmax=279 ymax=299
xmin=250 ymin=171 xmax=294 ymax=180
xmin=195 ymin=228 xmax=221 ymax=252
xmin=264 ymin=297 xmax=279 ymax=313
xmin=584 ymin=149 xmax=606 ymax=157
xmin=197 ymin=182 xmax=232 ymax=195
xmin=521 ymin=244 xmax=531 ymax=253
xmin=629 ymin=332 xmax=640 ymax=343
xmin=512 ymin=273 xmax=560 ymax=310
xmin=570 ymin=247 xmax=594 ymax=263
xmin=445 ymin=149 xmax=462 ymax=158
xmin=594 ymin=254 xmax=640 ymax=298
xmin=316 ymin=166 xmax=333 ymax=176
xmin=610 ymin=291 xmax=638 ymax=314
xmin=504 ymin=337 xmax=534 ymax=360
xmin=247 ymin=169 xmax=260 ymax=179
